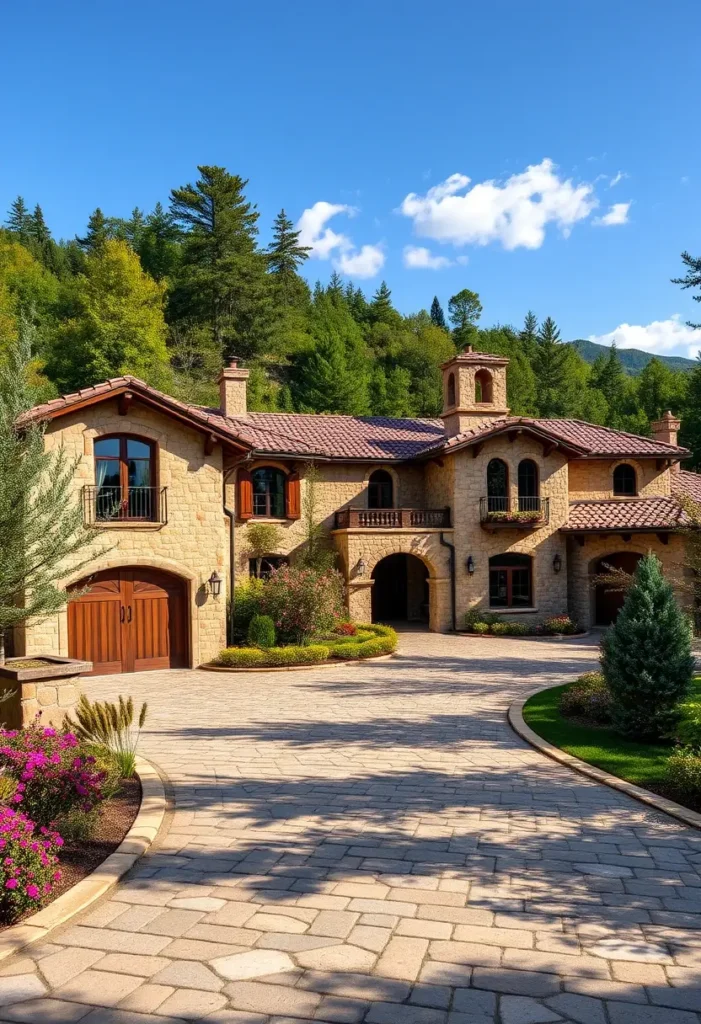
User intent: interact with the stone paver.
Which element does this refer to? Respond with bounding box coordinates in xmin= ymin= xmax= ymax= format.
xmin=4 ymin=631 xmax=701 ymax=1022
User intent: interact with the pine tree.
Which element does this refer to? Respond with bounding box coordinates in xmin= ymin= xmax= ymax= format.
xmin=169 ymin=166 xmax=272 ymax=359
xmin=638 ymin=357 xmax=674 ymax=420
xmin=0 ymin=324 xmax=106 ymax=664
xmin=369 ymin=281 xmax=398 ymax=325
xmin=345 ymin=284 xmax=369 ymax=323
xmin=519 ymin=310 xmax=538 ymax=358
xmin=5 ymin=197 xmax=32 ymax=246
xmin=429 ymin=296 xmax=446 ymax=329
xmin=28 ymin=204 xmax=51 ymax=247
xmin=293 ymin=293 xmax=369 ymax=414
xmin=590 ymin=344 xmax=626 ymax=416
xmin=267 ymin=209 xmax=311 ymax=306
xmin=137 ymin=203 xmax=181 ymax=281
xmin=532 ymin=316 xmax=570 ymax=416
xmin=327 ymin=271 xmax=345 ymax=302
xmin=125 ymin=208 xmax=146 ymax=249
xmin=601 ymin=554 xmax=694 ymax=739
xmin=448 ymin=288 xmax=482 ymax=347
xmin=672 ymin=251 xmax=701 ymax=328
xmin=77 ymin=208 xmax=110 ymax=252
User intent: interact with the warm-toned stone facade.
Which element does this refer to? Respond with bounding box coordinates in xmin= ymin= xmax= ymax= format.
xmin=19 ymin=350 xmax=697 ymax=671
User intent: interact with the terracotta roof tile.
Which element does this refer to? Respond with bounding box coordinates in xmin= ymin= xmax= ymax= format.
xmin=562 ymin=497 xmax=686 ymax=532
xmin=673 ymin=470 xmax=701 ymax=504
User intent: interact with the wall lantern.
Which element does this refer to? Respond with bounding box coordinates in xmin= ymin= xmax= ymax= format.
xmin=356 ymin=557 xmax=367 ymax=578
xmin=466 ymin=555 xmax=475 ymax=576
xmin=553 ymin=553 xmax=562 ymax=574
xmin=207 ymin=571 xmax=223 ymax=597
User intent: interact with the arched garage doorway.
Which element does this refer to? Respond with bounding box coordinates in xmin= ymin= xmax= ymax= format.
xmin=371 ymin=553 xmax=429 ymax=624
xmin=593 ymin=552 xmax=643 ymax=626
xmin=68 ymin=567 xmax=189 ymax=675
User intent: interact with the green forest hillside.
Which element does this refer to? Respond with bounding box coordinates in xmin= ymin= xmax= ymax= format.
xmin=2 ymin=164 xmax=701 ymax=466
xmin=571 ymin=339 xmax=696 ymax=375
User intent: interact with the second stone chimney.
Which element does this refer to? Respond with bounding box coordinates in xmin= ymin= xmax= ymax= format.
xmin=651 ymin=410 xmax=681 ymax=448
xmin=218 ymin=359 xmax=250 ymax=418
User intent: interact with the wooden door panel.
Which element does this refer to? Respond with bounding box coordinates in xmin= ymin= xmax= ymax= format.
xmin=68 ymin=581 xmax=124 ymax=675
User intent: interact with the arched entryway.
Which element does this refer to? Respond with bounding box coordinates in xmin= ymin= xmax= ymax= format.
xmin=68 ymin=567 xmax=189 ymax=675
xmin=371 ymin=553 xmax=429 ymax=624
xmin=593 ymin=552 xmax=643 ymax=626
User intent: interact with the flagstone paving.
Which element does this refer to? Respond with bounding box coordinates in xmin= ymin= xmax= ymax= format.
xmin=3 ymin=631 xmax=701 ymax=1022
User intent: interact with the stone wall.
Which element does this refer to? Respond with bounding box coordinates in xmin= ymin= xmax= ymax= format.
xmin=566 ymin=532 xmax=687 ymax=629
xmin=450 ymin=437 xmax=570 ymax=626
xmin=568 ymin=458 xmax=670 ymax=500
xmin=23 ymin=400 xmax=228 ymax=667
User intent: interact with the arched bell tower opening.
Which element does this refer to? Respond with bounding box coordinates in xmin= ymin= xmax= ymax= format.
xmin=441 ymin=345 xmax=510 ymax=436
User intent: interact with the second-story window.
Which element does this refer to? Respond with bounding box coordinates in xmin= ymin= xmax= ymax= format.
xmin=94 ymin=436 xmax=155 ymax=520
xmin=487 ymin=458 xmax=509 ymax=512
xmin=517 ymin=459 xmax=539 ymax=511
xmin=613 ymin=463 xmax=637 ymax=496
xmin=252 ymin=466 xmax=286 ymax=518
xmin=368 ymin=470 xmax=394 ymax=509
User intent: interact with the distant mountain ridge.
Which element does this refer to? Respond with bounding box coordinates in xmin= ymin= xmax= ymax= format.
xmin=571 ymin=339 xmax=697 ymax=376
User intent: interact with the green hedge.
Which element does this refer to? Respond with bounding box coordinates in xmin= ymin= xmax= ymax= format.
xmin=213 ymin=623 xmax=398 ymax=668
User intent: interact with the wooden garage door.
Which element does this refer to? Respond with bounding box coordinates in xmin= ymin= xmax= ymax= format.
xmin=68 ymin=568 xmax=188 ymax=675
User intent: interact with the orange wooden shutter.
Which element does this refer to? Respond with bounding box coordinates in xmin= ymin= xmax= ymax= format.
xmin=237 ymin=468 xmax=253 ymax=520
xmin=286 ymin=472 xmax=301 ymax=519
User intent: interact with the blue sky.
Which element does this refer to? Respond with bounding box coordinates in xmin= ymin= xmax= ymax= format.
xmin=3 ymin=0 xmax=700 ymax=356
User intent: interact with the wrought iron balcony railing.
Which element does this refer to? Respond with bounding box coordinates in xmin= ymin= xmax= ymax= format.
xmin=480 ymin=496 xmax=549 ymax=526
xmin=83 ymin=486 xmax=168 ymax=525
xmin=334 ymin=507 xmax=451 ymax=529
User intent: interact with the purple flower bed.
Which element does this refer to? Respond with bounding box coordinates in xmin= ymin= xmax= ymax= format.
xmin=0 ymin=807 xmax=62 ymax=922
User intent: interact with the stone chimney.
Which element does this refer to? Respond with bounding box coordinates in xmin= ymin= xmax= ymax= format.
xmin=651 ymin=410 xmax=681 ymax=447
xmin=218 ymin=359 xmax=249 ymax=418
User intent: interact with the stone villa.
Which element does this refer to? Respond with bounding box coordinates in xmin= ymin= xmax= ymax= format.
xmin=15 ymin=348 xmax=701 ymax=674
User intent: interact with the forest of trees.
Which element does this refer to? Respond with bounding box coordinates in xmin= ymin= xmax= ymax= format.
xmin=2 ymin=164 xmax=701 ymax=465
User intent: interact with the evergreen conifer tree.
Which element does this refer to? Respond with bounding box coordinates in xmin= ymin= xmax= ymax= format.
xmin=5 ymin=197 xmax=32 ymax=247
xmin=680 ymin=358 xmax=701 ymax=469
xmin=430 ymin=296 xmax=446 ymax=329
xmin=267 ymin=209 xmax=311 ymax=306
xmin=327 ymin=271 xmax=345 ymax=302
xmin=77 ymin=208 xmax=110 ymax=252
xmin=601 ymin=554 xmax=694 ymax=739
xmin=448 ymin=288 xmax=482 ymax=347
xmin=672 ymin=251 xmax=701 ymax=328
xmin=137 ymin=203 xmax=181 ymax=281
xmin=519 ymin=311 xmax=538 ymax=357
xmin=369 ymin=281 xmax=397 ymax=324
xmin=28 ymin=205 xmax=50 ymax=247
xmin=532 ymin=316 xmax=570 ymax=416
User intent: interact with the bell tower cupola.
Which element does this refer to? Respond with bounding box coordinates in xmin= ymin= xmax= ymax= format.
xmin=441 ymin=345 xmax=510 ymax=436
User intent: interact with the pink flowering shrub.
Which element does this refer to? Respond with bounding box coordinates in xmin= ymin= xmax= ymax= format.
xmin=258 ymin=565 xmax=346 ymax=644
xmin=0 ymin=807 xmax=62 ymax=923
xmin=0 ymin=724 xmax=106 ymax=828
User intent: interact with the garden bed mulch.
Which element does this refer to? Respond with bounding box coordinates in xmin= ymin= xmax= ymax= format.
xmin=4 ymin=776 xmax=141 ymax=929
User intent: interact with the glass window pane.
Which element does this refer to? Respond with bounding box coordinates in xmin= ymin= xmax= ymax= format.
xmin=128 ymin=459 xmax=151 ymax=488
xmin=487 ymin=460 xmax=508 ymax=509
xmin=96 ymin=462 xmax=121 ymax=489
xmin=489 ymin=569 xmax=508 ymax=607
xmin=270 ymin=470 xmax=285 ymax=518
xmin=127 ymin=439 xmax=151 ymax=459
xmin=94 ymin=438 xmax=120 ymax=457
xmin=511 ymin=568 xmax=531 ymax=606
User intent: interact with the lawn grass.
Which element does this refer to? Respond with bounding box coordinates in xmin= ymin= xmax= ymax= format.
xmin=522 ymin=677 xmax=701 ymax=792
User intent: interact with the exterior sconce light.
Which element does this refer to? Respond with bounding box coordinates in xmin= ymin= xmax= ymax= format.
xmin=207 ymin=571 xmax=223 ymax=597
xmin=466 ymin=555 xmax=475 ymax=575
xmin=356 ymin=557 xmax=367 ymax=578
xmin=553 ymin=553 xmax=562 ymax=574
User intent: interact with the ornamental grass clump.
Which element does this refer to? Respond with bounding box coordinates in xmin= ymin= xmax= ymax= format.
xmin=66 ymin=694 xmax=148 ymax=779
xmin=601 ymin=554 xmax=695 ymax=740
xmin=0 ymin=723 xmax=106 ymax=828
xmin=0 ymin=807 xmax=63 ymax=923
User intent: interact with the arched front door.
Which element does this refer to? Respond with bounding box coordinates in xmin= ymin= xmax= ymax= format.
xmin=594 ymin=552 xmax=643 ymax=626
xmin=371 ymin=553 xmax=429 ymax=623
xmin=68 ymin=568 xmax=189 ymax=675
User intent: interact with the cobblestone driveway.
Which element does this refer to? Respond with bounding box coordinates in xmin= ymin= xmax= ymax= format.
xmin=3 ymin=631 xmax=701 ymax=1023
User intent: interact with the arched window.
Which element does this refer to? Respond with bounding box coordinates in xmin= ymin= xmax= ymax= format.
xmin=517 ymin=459 xmax=539 ymax=512
xmin=487 ymin=458 xmax=509 ymax=513
xmin=252 ymin=466 xmax=286 ymax=517
xmin=94 ymin=435 xmax=155 ymax=520
xmin=475 ymin=369 xmax=493 ymax=404
xmin=447 ymin=372 xmax=456 ymax=407
xmin=613 ymin=463 xmax=637 ymax=497
xmin=489 ymin=553 xmax=532 ymax=608
xmin=368 ymin=470 xmax=394 ymax=509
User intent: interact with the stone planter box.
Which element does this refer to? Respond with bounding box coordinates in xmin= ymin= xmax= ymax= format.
xmin=0 ymin=656 xmax=92 ymax=729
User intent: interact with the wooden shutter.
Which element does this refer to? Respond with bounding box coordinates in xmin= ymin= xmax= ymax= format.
xmin=285 ymin=471 xmax=301 ymax=519
xmin=237 ymin=468 xmax=253 ymax=520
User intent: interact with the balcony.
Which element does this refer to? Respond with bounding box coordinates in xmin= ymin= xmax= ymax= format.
xmin=334 ymin=507 xmax=451 ymax=530
xmin=83 ymin=486 xmax=168 ymax=526
xmin=479 ymin=496 xmax=549 ymax=528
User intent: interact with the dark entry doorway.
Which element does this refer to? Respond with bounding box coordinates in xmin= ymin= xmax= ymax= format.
xmin=371 ymin=553 xmax=429 ymax=623
xmin=594 ymin=552 xmax=643 ymax=625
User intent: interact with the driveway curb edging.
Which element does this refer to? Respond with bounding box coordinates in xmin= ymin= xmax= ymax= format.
xmin=200 ymin=652 xmax=397 ymax=673
xmin=508 ymin=685 xmax=701 ymax=832
xmin=0 ymin=754 xmax=167 ymax=962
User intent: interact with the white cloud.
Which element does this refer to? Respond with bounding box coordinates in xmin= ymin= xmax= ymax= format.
xmin=594 ymin=202 xmax=631 ymax=227
xmin=399 ymin=159 xmax=598 ymax=251
xmin=403 ymin=246 xmax=452 ymax=270
xmin=296 ymin=202 xmax=384 ymax=278
xmin=589 ymin=315 xmax=701 ymax=360
xmin=609 ymin=170 xmax=627 ymax=187
xmin=336 ymin=244 xmax=385 ymax=278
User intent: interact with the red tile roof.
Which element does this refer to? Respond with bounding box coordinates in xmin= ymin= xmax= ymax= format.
xmin=20 ymin=375 xmax=690 ymax=463
xmin=562 ymin=497 xmax=687 ymax=532
xmin=673 ymin=470 xmax=701 ymax=504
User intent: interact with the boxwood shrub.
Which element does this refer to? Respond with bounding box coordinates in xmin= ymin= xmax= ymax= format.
xmin=213 ymin=623 xmax=397 ymax=668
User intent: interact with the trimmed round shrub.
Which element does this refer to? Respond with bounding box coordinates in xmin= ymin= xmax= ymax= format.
xmin=560 ymin=672 xmax=612 ymax=724
xmin=0 ymin=808 xmax=63 ymax=924
xmin=504 ymin=622 xmax=530 ymax=636
xmin=214 ymin=645 xmax=331 ymax=668
xmin=666 ymin=749 xmax=701 ymax=798
xmin=601 ymin=554 xmax=695 ymax=739
xmin=543 ymin=615 xmax=579 ymax=635
xmin=490 ymin=622 xmax=511 ymax=636
xmin=471 ymin=622 xmax=490 ymax=635
xmin=216 ymin=647 xmax=267 ymax=668
xmin=247 ymin=614 xmax=277 ymax=649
